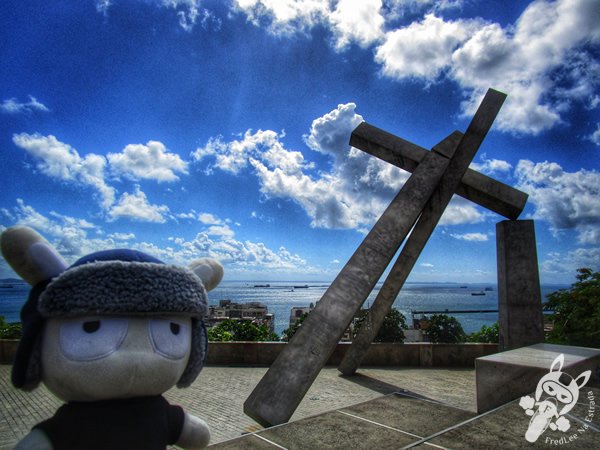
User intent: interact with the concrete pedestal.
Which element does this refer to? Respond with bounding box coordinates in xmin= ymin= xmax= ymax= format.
xmin=476 ymin=343 xmax=600 ymax=413
xmin=496 ymin=220 xmax=544 ymax=351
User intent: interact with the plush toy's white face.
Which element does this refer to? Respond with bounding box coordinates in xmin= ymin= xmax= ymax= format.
xmin=41 ymin=315 xmax=192 ymax=402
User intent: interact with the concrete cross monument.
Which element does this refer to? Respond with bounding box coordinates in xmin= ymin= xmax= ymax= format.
xmin=244 ymin=88 xmax=544 ymax=427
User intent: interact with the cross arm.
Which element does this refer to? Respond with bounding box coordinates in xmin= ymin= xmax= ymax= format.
xmin=350 ymin=122 xmax=528 ymax=219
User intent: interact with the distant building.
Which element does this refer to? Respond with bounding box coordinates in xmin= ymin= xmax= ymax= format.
xmin=289 ymin=302 xmax=315 ymax=327
xmin=207 ymin=299 xmax=274 ymax=333
xmin=289 ymin=302 xmax=355 ymax=342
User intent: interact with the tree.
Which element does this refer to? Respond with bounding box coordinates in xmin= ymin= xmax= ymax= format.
xmin=0 ymin=316 xmax=21 ymax=339
xmin=544 ymin=268 xmax=600 ymax=347
xmin=207 ymin=319 xmax=279 ymax=342
xmin=467 ymin=322 xmax=499 ymax=343
xmin=353 ymin=307 xmax=407 ymax=343
xmin=281 ymin=313 xmax=308 ymax=342
xmin=424 ymin=314 xmax=466 ymax=343
xmin=207 ymin=325 xmax=234 ymax=342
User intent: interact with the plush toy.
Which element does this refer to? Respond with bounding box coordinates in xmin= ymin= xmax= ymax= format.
xmin=0 ymin=226 xmax=223 ymax=450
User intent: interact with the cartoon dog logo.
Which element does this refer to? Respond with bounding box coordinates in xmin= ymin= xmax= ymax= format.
xmin=519 ymin=354 xmax=591 ymax=443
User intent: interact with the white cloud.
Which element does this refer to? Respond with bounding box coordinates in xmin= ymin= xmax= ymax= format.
xmin=470 ymin=156 xmax=513 ymax=176
xmin=233 ymin=0 xmax=600 ymax=136
xmin=450 ymin=232 xmax=488 ymax=242
xmin=452 ymin=0 xmax=600 ymax=134
xmin=49 ymin=211 xmax=95 ymax=229
xmin=1 ymin=96 xmax=49 ymax=114
xmin=108 ymin=141 xmax=188 ymax=182
xmin=576 ymin=226 xmax=600 ymax=246
xmin=1 ymin=201 xmax=317 ymax=278
xmin=12 ymin=134 xmax=190 ymax=223
xmin=420 ymin=262 xmax=434 ymax=268
xmin=198 ymin=212 xmax=222 ymax=225
xmin=330 ymin=0 xmax=385 ymax=50
xmin=193 ymin=130 xmax=293 ymax=175
xmin=96 ymin=0 xmax=111 ymax=16
xmin=541 ymin=247 xmax=600 ymax=277
xmin=439 ymin=197 xmax=485 ymax=226
xmin=304 ymin=102 xmax=363 ymax=158
xmin=233 ymin=0 xmax=385 ymax=50
xmin=590 ymin=124 xmax=600 ymax=146
xmin=375 ymin=14 xmax=481 ymax=80
xmin=197 ymin=103 xmax=488 ymax=231
xmin=96 ymin=1 xmax=219 ymax=31
xmin=12 ymin=133 xmax=116 ymax=209
xmin=252 ymin=103 xmax=408 ymax=229
xmin=172 ymin=230 xmax=309 ymax=271
xmin=8 ymin=199 xmax=70 ymax=238
xmin=2 ymin=199 xmax=107 ymax=259
xmin=374 ymin=0 xmax=600 ymax=135
xmin=108 ymin=186 xmax=170 ymax=223
xmin=516 ymin=159 xmax=600 ymax=244
xmin=206 ymin=224 xmax=235 ymax=237
xmin=161 ymin=0 xmax=221 ymax=31
xmin=176 ymin=211 xmax=199 ymax=220
xmin=232 ymin=0 xmax=329 ymax=35
xmin=162 ymin=0 xmax=201 ymax=31
xmin=383 ymin=0 xmax=465 ymax=18
xmin=108 ymin=232 xmax=136 ymax=240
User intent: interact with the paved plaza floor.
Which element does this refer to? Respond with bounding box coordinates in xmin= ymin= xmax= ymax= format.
xmin=212 ymin=389 xmax=599 ymax=449
xmin=0 ymin=364 xmax=476 ymax=448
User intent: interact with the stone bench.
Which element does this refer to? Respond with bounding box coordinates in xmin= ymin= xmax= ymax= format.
xmin=476 ymin=343 xmax=600 ymax=413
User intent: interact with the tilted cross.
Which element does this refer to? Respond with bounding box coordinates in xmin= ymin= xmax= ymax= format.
xmin=244 ymin=89 xmax=528 ymax=427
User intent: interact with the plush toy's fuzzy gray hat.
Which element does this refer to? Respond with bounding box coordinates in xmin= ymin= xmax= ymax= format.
xmin=0 ymin=226 xmax=223 ymax=390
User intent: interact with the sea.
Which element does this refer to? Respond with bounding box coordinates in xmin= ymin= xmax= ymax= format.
xmin=0 ymin=280 xmax=568 ymax=336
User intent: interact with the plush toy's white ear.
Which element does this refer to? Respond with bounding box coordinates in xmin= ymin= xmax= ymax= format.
xmin=189 ymin=258 xmax=223 ymax=292
xmin=0 ymin=226 xmax=68 ymax=286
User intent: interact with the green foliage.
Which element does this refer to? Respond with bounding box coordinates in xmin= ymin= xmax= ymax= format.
xmin=207 ymin=319 xmax=279 ymax=342
xmin=0 ymin=316 xmax=22 ymax=339
xmin=207 ymin=325 xmax=234 ymax=342
xmin=467 ymin=322 xmax=499 ymax=343
xmin=281 ymin=313 xmax=308 ymax=342
xmin=424 ymin=314 xmax=466 ymax=343
xmin=353 ymin=307 xmax=407 ymax=343
xmin=544 ymin=268 xmax=600 ymax=347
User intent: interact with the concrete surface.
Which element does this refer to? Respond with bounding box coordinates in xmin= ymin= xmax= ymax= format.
xmin=418 ymin=387 xmax=599 ymax=449
xmin=476 ymin=343 xmax=600 ymax=413
xmin=245 ymin=90 xmax=507 ymax=427
xmin=496 ymin=220 xmax=544 ymax=351
xmin=244 ymin=149 xmax=451 ymax=427
xmin=339 ymin=132 xmax=464 ymax=376
xmin=0 ymin=340 xmax=499 ymax=367
xmin=205 ymin=341 xmax=498 ymax=367
xmin=211 ymin=393 xmax=475 ymax=449
xmin=350 ymin=123 xmax=528 ymax=220
xmin=213 ymin=388 xmax=599 ymax=449
xmin=0 ymin=365 xmax=476 ymax=449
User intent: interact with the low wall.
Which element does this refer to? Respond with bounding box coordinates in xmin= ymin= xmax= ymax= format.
xmin=0 ymin=340 xmax=498 ymax=367
xmin=0 ymin=339 xmax=19 ymax=364
xmin=206 ymin=342 xmax=498 ymax=367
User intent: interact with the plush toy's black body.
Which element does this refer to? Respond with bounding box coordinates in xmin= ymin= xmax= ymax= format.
xmin=35 ymin=396 xmax=184 ymax=450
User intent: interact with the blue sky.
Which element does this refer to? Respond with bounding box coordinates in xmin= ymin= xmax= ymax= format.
xmin=0 ymin=0 xmax=598 ymax=284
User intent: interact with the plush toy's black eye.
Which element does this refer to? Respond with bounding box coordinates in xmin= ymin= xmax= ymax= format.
xmin=83 ymin=320 xmax=101 ymax=333
xmin=170 ymin=322 xmax=180 ymax=335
